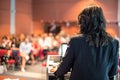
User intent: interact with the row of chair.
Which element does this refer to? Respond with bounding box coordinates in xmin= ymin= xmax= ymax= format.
xmin=0 ymin=49 xmax=22 ymax=71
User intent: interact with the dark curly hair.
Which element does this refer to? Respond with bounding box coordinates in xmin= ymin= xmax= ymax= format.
xmin=78 ymin=5 xmax=113 ymax=47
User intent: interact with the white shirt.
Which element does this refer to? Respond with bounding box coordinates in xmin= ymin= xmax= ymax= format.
xmin=19 ymin=42 xmax=32 ymax=54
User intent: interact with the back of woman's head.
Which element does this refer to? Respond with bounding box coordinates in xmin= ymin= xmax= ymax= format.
xmin=78 ymin=5 xmax=112 ymax=47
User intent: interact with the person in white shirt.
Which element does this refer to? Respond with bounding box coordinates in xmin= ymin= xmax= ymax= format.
xmin=19 ymin=36 xmax=32 ymax=72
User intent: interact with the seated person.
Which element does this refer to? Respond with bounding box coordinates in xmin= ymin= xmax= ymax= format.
xmin=19 ymin=36 xmax=32 ymax=72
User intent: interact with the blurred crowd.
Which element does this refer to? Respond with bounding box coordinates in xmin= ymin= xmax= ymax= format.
xmin=0 ymin=32 xmax=71 ymax=72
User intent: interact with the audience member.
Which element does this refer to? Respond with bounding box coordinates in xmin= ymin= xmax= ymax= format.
xmin=19 ymin=36 xmax=32 ymax=72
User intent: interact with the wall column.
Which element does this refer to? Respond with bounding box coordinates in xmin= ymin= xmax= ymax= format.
xmin=118 ymin=0 xmax=120 ymax=38
xmin=118 ymin=0 xmax=120 ymax=23
xmin=10 ymin=0 xmax=15 ymax=34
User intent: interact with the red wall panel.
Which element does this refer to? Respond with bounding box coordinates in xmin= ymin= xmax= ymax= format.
xmin=33 ymin=0 xmax=118 ymax=21
xmin=0 ymin=0 xmax=10 ymax=36
xmin=0 ymin=0 xmax=119 ymax=37
xmin=32 ymin=0 xmax=119 ymax=36
xmin=16 ymin=0 xmax=33 ymax=35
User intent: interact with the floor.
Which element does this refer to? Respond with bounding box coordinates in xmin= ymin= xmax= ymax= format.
xmin=0 ymin=61 xmax=47 ymax=80
xmin=1 ymin=60 xmax=119 ymax=80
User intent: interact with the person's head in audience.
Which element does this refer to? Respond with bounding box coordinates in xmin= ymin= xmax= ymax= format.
xmin=2 ymin=36 xmax=8 ymax=42
xmin=24 ymin=36 xmax=30 ymax=43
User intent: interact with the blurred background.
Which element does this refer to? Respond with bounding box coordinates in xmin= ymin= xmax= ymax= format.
xmin=0 ymin=0 xmax=119 ymax=37
xmin=0 ymin=0 xmax=120 ymax=80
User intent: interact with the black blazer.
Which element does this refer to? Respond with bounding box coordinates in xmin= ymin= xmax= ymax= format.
xmin=54 ymin=34 xmax=119 ymax=80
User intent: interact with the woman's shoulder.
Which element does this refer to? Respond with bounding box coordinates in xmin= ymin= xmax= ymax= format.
xmin=107 ymin=38 xmax=119 ymax=50
xmin=112 ymin=38 xmax=119 ymax=46
xmin=71 ymin=34 xmax=85 ymax=40
xmin=68 ymin=34 xmax=86 ymax=45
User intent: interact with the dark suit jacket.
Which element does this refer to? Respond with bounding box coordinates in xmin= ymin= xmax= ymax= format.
xmin=54 ymin=34 xmax=119 ymax=80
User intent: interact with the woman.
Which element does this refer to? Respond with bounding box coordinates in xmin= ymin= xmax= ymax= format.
xmin=54 ymin=5 xmax=119 ymax=80
xmin=19 ymin=36 xmax=32 ymax=72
